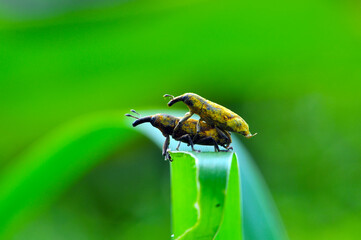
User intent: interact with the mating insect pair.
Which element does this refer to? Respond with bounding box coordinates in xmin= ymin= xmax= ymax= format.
xmin=126 ymin=93 xmax=257 ymax=161
xmin=126 ymin=110 xmax=232 ymax=161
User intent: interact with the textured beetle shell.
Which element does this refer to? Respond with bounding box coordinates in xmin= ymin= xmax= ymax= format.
xmin=182 ymin=93 xmax=251 ymax=135
xmin=152 ymin=114 xmax=231 ymax=146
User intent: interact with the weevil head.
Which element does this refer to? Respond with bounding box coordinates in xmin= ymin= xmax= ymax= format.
xmin=131 ymin=116 xmax=152 ymax=127
xmin=166 ymin=93 xmax=201 ymax=108
xmin=182 ymin=93 xmax=207 ymax=112
xmin=166 ymin=94 xmax=187 ymax=107
xmin=151 ymin=114 xmax=178 ymax=135
xmin=182 ymin=93 xmax=198 ymax=106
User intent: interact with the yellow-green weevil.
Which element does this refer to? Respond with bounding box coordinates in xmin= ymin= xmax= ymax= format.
xmin=164 ymin=93 xmax=257 ymax=138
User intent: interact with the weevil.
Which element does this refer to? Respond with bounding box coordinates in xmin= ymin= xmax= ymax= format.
xmin=164 ymin=93 xmax=257 ymax=139
xmin=125 ymin=110 xmax=232 ymax=161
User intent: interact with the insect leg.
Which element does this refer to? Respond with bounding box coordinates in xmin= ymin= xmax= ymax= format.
xmin=174 ymin=111 xmax=194 ymax=133
xmin=215 ymin=127 xmax=231 ymax=143
xmin=176 ymin=141 xmax=181 ymax=151
xmin=218 ymin=145 xmax=233 ymax=152
xmin=162 ymin=135 xmax=171 ymax=161
xmin=196 ymin=119 xmax=201 ymax=133
xmin=192 ymin=119 xmax=203 ymax=143
xmin=226 ymin=145 xmax=233 ymax=151
xmin=214 ymin=127 xmax=233 ymax=151
xmin=175 ymin=134 xmax=200 ymax=152
xmin=195 ymin=136 xmax=220 ymax=152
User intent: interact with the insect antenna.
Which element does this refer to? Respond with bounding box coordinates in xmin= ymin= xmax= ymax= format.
xmin=125 ymin=112 xmax=139 ymax=119
xmin=163 ymin=94 xmax=174 ymax=100
xmin=130 ymin=109 xmax=141 ymax=117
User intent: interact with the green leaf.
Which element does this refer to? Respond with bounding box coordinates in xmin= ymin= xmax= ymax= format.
xmin=139 ymin=110 xmax=288 ymax=240
xmin=170 ymin=151 xmax=241 ymax=240
xmin=0 ymin=112 xmax=137 ymax=238
xmin=0 ymin=110 xmax=288 ymax=240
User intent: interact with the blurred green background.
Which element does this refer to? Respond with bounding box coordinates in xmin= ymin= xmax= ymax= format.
xmin=0 ymin=0 xmax=360 ymax=239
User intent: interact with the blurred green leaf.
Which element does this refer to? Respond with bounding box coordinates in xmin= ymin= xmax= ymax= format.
xmin=0 ymin=112 xmax=137 ymax=238
xmin=170 ymin=151 xmax=241 ymax=240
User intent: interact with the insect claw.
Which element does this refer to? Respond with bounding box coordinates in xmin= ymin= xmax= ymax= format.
xmin=165 ymin=151 xmax=173 ymax=162
xmin=219 ymin=147 xmax=233 ymax=152
xmin=227 ymin=146 xmax=233 ymax=152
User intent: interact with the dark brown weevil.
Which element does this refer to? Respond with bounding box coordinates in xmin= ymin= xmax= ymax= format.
xmin=125 ymin=110 xmax=232 ymax=161
xmin=163 ymin=93 xmax=257 ymax=139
